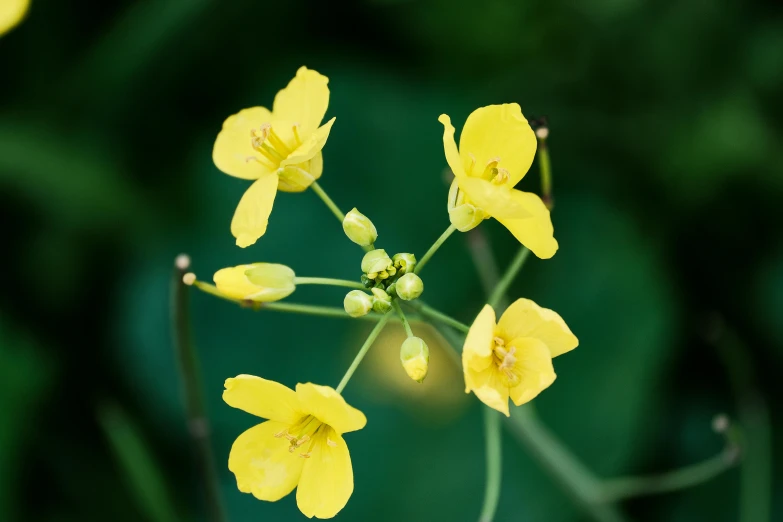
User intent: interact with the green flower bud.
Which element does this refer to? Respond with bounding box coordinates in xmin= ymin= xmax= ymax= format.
xmin=361 ymin=249 xmax=392 ymax=275
xmin=400 ymin=337 xmax=429 ymax=382
xmin=371 ymin=287 xmax=392 ymax=313
xmin=343 ymin=290 xmax=373 ymax=318
xmin=392 ymin=253 xmax=417 ymax=274
xmin=395 ymin=273 xmax=424 ymax=301
xmin=342 ymin=208 xmax=378 ymax=246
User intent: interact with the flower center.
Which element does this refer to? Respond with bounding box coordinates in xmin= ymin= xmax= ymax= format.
xmin=465 ymin=155 xmax=508 ymax=186
xmin=274 ymin=415 xmax=337 ymax=458
xmin=248 ymin=123 xmax=302 ymax=168
xmin=492 ymin=337 xmax=522 ymax=387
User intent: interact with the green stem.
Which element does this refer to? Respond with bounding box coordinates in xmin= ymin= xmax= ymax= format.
xmin=598 ymin=447 xmax=739 ymax=503
xmin=336 ymin=312 xmax=392 ymax=393
xmin=294 ymin=277 xmax=365 ymax=290
xmin=487 ymin=247 xmax=531 ymax=310
xmin=467 ymin=229 xmax=501 ymax=297
xmin=479 ymin=408 xmax=503 ymax=522
xmin=415 ymin=224 xmax=457 ymax=274
xmin=538 ymin=138 xmax=553 ymax=209
xmin=406 ymin=300 xmax=470 ymax=333
xmin=310 ymin=181 xmax=345 ymax=222
xmin=392 ymin=300 xmax=414 ymax=337
xmin=171 ymin=257 xmax=227 ymax=522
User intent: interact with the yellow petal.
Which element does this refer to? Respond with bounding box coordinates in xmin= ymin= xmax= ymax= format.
xmin=465 ymin=366 xmax=510 ymax=416
xmin=458 ymin=177 xmax=532 ymax=219
xmin=507 ymin=337 xmax=557 ymax=406
xmin=295 ymin=383 xmax=366 ymax=435
xmin=228 ymin=420 xmax=305 ymax=501
xmin=273 ymin=66 xmax=330 ymax=135
xmin=462 ymin=305 xmax=496 ymax=373
xmin=497 ymin=298 xmax=578 ymax=358
xmin=494 ymin=190 xmax=559 ymax=259
xmin=279 ymin=151 xmax=324 ymax=193
xmin=296 ymin=428 xmax=353 ymax=519
xmin=213 ymin=107 xmax=275 ymax=180
xmin=223 ymin=375 xmax=303 ymax=424
xmin=231 ymin=173 xmax=279 ymax=248
xmin=459 ymin=104 xmax=537 ymax=186
xmin=280 ymin=117 xmax=335 ymax=168
xmin=437 ymin=114 xmax=466 ymax=178
xmin=0 ymin=0 xmax=29 ymax=36
xmin=213 ymin=263 xmax=296 ymax=302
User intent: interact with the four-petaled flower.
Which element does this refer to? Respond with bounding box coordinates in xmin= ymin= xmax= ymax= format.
xmin=438 ymin=104 xmax=558 ymax=259
xmin=463 ymin=299 xmax=578 ymax=415
xmin=224 ymin=375 xmax=366 ymax=519
xmin=213 ymin=67 xmax=335 ymax=248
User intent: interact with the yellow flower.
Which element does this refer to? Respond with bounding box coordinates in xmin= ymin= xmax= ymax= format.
xmin=438 ymin=104 xmax=558 ymax=259
xmin=0 ymin=0 xmax=29 ymax=36
xmin=463 ymin=298 xmax=578 ymax=415
xmin=213 ymin=66 xmax=336 ymax=248
xmin=213 ymin=263 xmax=295 ymax=302
xmin=223 ymin=375 xmax=366 ymax=519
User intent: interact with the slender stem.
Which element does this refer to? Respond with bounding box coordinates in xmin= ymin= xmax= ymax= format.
xmin=538 ymin=137 xmax=553 ymax=210
xmin=294 ymin=277 xmax=365 ymax=290
xmin=598 ymin=447 xmax=739 ymax=503
xmin=310 ymin=180 xmax=345 ymax=222
xmin=415 ymin=224 xmax=457 ymax=274
xmin=479 ymin=408 xmax=503 ymax=522
xmin=392 ymin=300 xmax=414 ymax=337
xmin=171 ymin=257 xmax=227 ymax=522
xmin=467 ymin=229 xmax=501 ymax=297
xmin=336 ymin=312 xmax=392 ymax=393
xmin=487 ymin=247 xmax=531 ymax=310
xmin=406 ymin=300 xmax=470 ymax=333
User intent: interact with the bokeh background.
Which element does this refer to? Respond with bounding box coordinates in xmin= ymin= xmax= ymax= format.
xmin=1 ymin=0 xmax=781 ymax=521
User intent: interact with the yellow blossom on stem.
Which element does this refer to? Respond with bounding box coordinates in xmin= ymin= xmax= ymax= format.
xmin=213 ymin=66 xmax=336 ymax=248
xmin=0 ymin=0 xmax=29 ymax=36
xmin=213 ymin=263 xmax=295 ymax=302
xmin=223 ymin=375 xmax=366 ymax=519
xmin=463 ymin=298 xmax=578 ymax=415
xmin=438 ymin=104 xmax=558 ymax=259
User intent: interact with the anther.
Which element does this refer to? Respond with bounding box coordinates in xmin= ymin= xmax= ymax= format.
xmin=327 ymin=438 xmax=338 ymax=448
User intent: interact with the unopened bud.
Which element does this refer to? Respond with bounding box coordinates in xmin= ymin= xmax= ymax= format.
xmin=371 ymin=287 xmax=392 ymax=313
xmin=343 ymin=208 xmax=378 ymax=246
xmin=361 ymin=249 xmax=392 ymax=275
xmin=400 ymin=337 xmax=429 ymax=382
xmin=213 ymin=263 xmax=296 ymax=302
xmin=392 ymin=253 xmax=417 ymax=274
xmin=343 ymin=290 xmax=373 ymax=318
xmin=396 ymin=273 xmax=424 ymax=301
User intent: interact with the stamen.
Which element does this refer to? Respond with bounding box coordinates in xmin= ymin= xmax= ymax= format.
xmin=492 ymin=168 xmax=509 ymax=185
xmin=481 ymin=158 xmax=500 ymax=180
xmin=292 ymin=124 xmax=302 ymax=147
xmin=326 ymin=438 xmax=338 ymax=448
xmin=299 ymin=453 xmax=311 ymax=459
xmin=467 ymin=153 xmax=477 ymax=175
xmin=267 ymin=126 xmax=292 ymax=156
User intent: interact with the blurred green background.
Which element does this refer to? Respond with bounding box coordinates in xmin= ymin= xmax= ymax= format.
xmin=1 ymin=0 xmax=781 ymax=521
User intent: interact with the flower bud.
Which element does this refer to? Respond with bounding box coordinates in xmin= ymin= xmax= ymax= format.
xmin=371 ymin=287 xmax=392 ymax=313
xmin=213 ymin=263 xmax=295 ymax=302
xmin=343 ymin=290 xmax=374 ymax=318
xmin=392 ymin=252 xmax=417 ymax=274
xmin=400 ymin=337 xmax=429 ymax=382
xmin=361 ymin=249 xmax=392 ymax=275
xmin=342 ymin=208 xmax=378 ymax=246
xmin=395 ymin=273 xmax=424 ymax=301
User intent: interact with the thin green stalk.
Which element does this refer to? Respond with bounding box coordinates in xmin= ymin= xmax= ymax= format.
xmin=392 ymin=300 xmax=414 ymax=337
xmin=479 ymin=408 xmax=503 ymax=522
xmin=336 ymin=312 xmax=392 ymax=393
xmin=537 ymin=137 xmax=553 ymax=210
xmin=415 ymin=224 xmax=457 ymax=274
xmin=310 ymin=181 xmax=345 ymax=222
xmin=294 ymin=277 xmax=365 ymax=290
xmin=467 ymin=229 xmax=501 ymax=297
xmin=406 ymin=300 xmax=470 ymax=333
xmin=487 ymin=247 xmax=531 ymax=310
xmin=171 ymin=256 xmax=227 ymax=522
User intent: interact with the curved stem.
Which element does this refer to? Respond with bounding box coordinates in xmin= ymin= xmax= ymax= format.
xmin=336 ymin=312 xmax=392 ymax=393
xmin=479 ymin=408 xmax=503 ymax=522
xmin=415 ymin=224 xmax=457 ymax=274
xmin=487 ymin=247 xmax=530 ymax=310
xmin=310 ymin=181 xmax=345 ymax=222
xmin=393 ymin=300 xmax=414 ymax=337
xmin=406 ymin=300 xmax=470 ymax=333
xmin=294 ymin=277 xmax=365 ymax=290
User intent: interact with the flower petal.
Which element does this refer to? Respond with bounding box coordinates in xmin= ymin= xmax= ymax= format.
xmin=438 ymin=114 xmax=466 ymax=178
xmin=463 ymin=305 xmax=496 ymax=373
xmin=296 ymin=428 xmax=353 ymax=519
xmin=280 ymin=118 xmax=335 ymax=168
xmin=465 ymin=366 xmax=510 ymax=416
xmin=230 ymin=173 xmax=279 ymax=248
xmin=213 ymin=263 xmax=296 ymax=302
xmin=458 ymin=177 xmax=532 ymax=219
xmin=497 ymin=298 xmax=578 ymax=358
xmin=459 ymin=104 xmax=537 ymax=186
xmin=507 ymin=337 xmax=557 ymax=406
xmin=223 ymin=375 xmax=303 ymax=423
xmin=295 ymin=383 xmax=366 ymax=435
xmin=494 ymin=190 xmax=558 ymax=259
xmin=228 ymin=420 xmax=305 ymax=501
xmin=273 ymin=66 xmax=330 ymax=135
xmin=213 ymin=107 xmax=275 ymax=180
